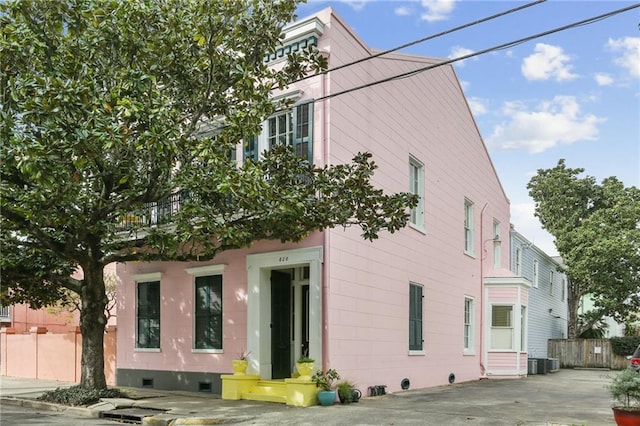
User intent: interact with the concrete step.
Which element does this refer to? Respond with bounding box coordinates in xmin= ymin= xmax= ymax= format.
xmin=242 ymin=380 xmax=288 ymax=404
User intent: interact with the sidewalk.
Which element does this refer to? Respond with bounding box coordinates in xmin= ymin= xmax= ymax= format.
xmin=0 ymin=369 xmax=617 ymax=425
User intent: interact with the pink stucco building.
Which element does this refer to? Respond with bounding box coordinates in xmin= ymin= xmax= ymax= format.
xmin=115 ymin=8 xmax=529 ymax=398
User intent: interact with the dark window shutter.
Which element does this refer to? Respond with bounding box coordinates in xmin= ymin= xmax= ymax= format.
xmin=292 ymin=101 xmax=313 ymax=162
xmin=409 ymin=284 xmax=423 ymax=351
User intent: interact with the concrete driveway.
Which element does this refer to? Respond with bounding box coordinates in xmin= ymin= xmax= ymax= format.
xmin=0 ymin=369 xmax=618 ymax=425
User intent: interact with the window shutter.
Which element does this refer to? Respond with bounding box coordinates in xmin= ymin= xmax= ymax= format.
xmin=409 ymin=284 xmax=423 ymax=351
xmin=243 ymin=135 xmax=258 ymax=162
xmin=292 ymin=101 xmax=313 ymax=162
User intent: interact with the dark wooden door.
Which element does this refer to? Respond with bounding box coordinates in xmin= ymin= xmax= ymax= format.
xmin=271 ymin=270 xmax=291 ymax=379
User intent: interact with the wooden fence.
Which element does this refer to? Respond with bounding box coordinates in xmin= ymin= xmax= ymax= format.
xmin=548 ymin=339 xmax=628 ymax=370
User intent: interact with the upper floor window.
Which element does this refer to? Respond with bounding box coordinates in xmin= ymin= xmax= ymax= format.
xmin=409 ymin=156 xmax=424 ymax=230
xmin=514 ymin=247 xmax=522 ymax=276
xmin=533 ymin=259 xmax=539 ymax=288
xmin=137 ymin=281 xmax=160 ymax=349
xmin=464 ymin=199 xmax=474 ymax=255
xmin=493 ymin=220 xmax=501 ymax=268
xmin=244 ymin=101 xmax=314 ymax=163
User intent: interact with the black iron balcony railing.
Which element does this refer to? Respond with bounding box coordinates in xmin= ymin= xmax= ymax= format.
xmin=117 ymin=191 xmax=190 ymax=231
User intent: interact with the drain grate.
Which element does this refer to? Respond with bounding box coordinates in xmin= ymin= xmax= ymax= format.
xmin=100 ymin=407 xmax=166 ymax=424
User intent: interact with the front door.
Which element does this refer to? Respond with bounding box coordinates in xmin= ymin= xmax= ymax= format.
xmin=271 ymin=270 xmax=291 ymax=379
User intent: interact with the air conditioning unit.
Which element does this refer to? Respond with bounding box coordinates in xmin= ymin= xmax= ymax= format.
xmin=527 ymin=358 xmax=538 ymax=375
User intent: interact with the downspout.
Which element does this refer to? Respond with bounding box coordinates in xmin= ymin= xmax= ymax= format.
xmin=320 ymin=53 xmax=330 ymax=371
xmin=479 ymin=202 xmax=488 ymax=378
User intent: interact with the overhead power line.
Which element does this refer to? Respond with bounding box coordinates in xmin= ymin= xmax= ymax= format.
xmin=295 ymin=0 xmax=546 ymax=83
xmin=315 ymin=2 xmax=640 ymax=103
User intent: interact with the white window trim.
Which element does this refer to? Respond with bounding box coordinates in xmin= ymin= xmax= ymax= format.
xmin=464 ymin=199 xmax=475 ymax=256
xmin=492 ymin=220 xmax=501 ymax=268
xmin=186 ymin=264 xmax=226 ymax=277
xmin=409 ymin=156 xmax=425 ymax=233
xmin=188 ymin=266 xmax=225 ymax=352
xmin=134 ymin=277 xmax=162 ymax=352
xmin=463 ymin=296 xmax=475 ymax=355
xmin=514 ymin=247 xmax=522 ymax=276
xmin=490 ymin=304 xmax=514 ymax=351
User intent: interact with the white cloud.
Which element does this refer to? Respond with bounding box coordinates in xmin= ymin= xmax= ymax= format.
xmin=521 ymin=43 xmax=578 ymax=82
xmin=420 ymin=0 xmax=456 ymax=22
xmin=459 ymin=80 xmax=470 ymax=91
xmin=607 ymin=37 xmax=640 ymax=78
xmin=510 ymin=203 xmax=558 ymax=257
xmin=467 ymin=97 xmax=487 ymax=116
xmin=594 ymin=73 xmax=614 ymax=86
xmin=394 ymin=6 xmax=413 ymax=16
xmin=487 ymin=96 xmax=605 ymax=154
xmin=336 ymin=0 xmax=371 ymax=11
xmin=448 ymin=46 xmax=476 ymax=67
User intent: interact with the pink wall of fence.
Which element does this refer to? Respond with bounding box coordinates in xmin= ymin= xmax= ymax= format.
xmin=1 ymin=326 xmax=116 ymax=386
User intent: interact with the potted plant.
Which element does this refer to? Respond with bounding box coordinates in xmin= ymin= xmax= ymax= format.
xmin=337 ymin=380 xmax=361 ymax=404
xmin=296 ymin=353 xmax=315 ymax=379
xmin=232 ymin=351 xmax=250 ymax=375
xmin=608 ymin=368 xmax=640 ymax=425
xmin=311 ymin=368 xmax=340 ymax=406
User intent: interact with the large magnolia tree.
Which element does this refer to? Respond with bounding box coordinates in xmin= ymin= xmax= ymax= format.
xmin=0 ymin=0 xmax=417 ymax=390
xmin=528 ymin=159 xmax=640 ymax=338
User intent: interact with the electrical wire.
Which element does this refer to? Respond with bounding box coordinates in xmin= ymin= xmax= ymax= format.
xmin=314 ymin=2 xmax=640 ymax=103
xmin=294 ymin=0 xmax=547 ymax=83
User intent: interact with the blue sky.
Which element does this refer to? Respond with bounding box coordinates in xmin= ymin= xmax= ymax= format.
xmin=296 ymin=0 xmax=640 ymax=257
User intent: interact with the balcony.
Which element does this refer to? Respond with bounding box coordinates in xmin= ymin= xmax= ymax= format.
xmin=117 ymin=191 xmax=189 ymax=231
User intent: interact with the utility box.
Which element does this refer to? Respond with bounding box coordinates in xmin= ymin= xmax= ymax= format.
xmin=547 ymin=358 xmax=560 ymax=372
xmin=536 ymin=358 xmax=548 ymax=374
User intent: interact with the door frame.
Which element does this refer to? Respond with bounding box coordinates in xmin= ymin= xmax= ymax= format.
xmin=246 ymin=246 xmax=323 ymax=379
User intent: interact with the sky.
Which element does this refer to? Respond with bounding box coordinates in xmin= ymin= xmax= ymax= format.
xmin=296 ymin=0 xmax=640 ymax=257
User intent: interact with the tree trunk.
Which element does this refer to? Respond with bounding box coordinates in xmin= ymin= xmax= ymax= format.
xmin=79 ymin=263 xmax=108 ymax=390
xmin=567 ymin=285 xmax=581 ymax=339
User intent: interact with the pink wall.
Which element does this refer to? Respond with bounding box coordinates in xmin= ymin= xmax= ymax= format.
xmin=116 ymin=236 xmax=323 ymax=373
xmin=314 ymin=9 xmax=512 ymax=391
xmin=9 ymin=303 xmax=79 ymax=333
xmin=1 ymin=326 xmax=116 ymax=385
xmin=116 ymin=8 xmax=517 ymax=393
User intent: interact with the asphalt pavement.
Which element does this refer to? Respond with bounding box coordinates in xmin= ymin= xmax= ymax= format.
xmin=0 ymin=369 xmax=618 ymax=425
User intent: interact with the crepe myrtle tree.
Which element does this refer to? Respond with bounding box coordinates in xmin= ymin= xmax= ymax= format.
xmin=528 ymin=159 xmax=640 ymax=338
xmin=0 ymin=0 xmax=418 ymax=390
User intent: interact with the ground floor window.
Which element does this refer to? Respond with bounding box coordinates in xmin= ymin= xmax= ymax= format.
xmin=409 ymin=283 xmax=423 ymax=352
xmin=464 ymin=297 xmax=474 ymax=353
xmin=137 ymin=281 xmax=160 ymax=349
xmin=490 ymin=305 xmax=513 ymax=350
xmin=194 ymin=275 xmax=223 ymax=350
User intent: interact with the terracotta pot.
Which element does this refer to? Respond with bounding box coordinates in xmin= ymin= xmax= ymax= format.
xmin=612 ymin=406 xmax=640 ymax=426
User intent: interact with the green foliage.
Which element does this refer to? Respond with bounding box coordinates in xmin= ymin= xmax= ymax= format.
xmin=608 ymin=369 xmax=640 ymax=408
xmin=611 ymin=337 xmax=640 ymax=356
xmin=0 ymin=0 xmax=416 ymax=390
xmin=311 ymin=369 xmax=340 ymax=391
xmin=528 ymin=160 xmax=640 ymax=338
xmin=37 ymin=385 xmax=128 ymax=407
xmin=297 ymin=356 xmax=315 ymax=363
xmin=578 ymin=326 xmax=605 ymax=339
xmin=336 ymin=380 xmax=356 ymax=403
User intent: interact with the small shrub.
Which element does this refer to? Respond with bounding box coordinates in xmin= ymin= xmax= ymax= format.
xmin=611 ymin=336 xmax=640 ymax=356
xmin=608 ymin=369 xmax=640 ymax=408
xmin=37 ymin=385 xmax=129 ymax=407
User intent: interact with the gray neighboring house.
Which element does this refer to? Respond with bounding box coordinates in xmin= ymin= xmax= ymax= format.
xmin=511 ymin=228 xmax=568 ymax=359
